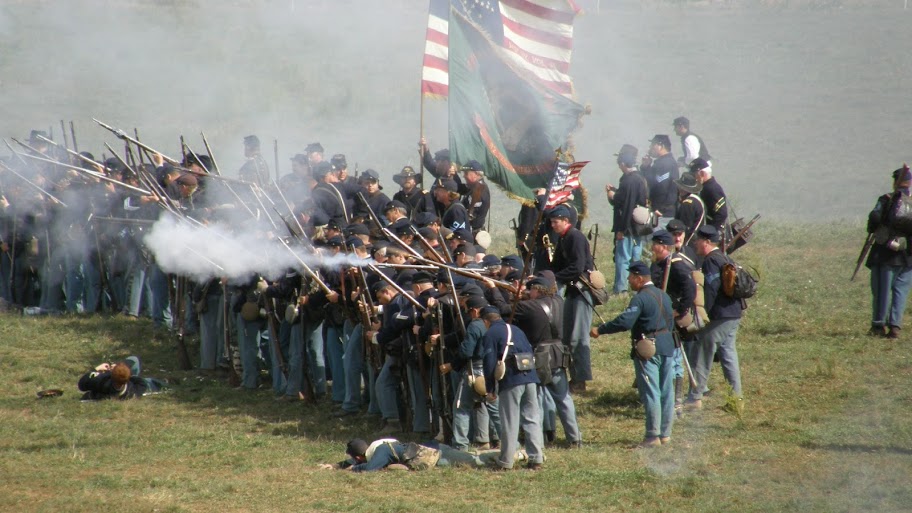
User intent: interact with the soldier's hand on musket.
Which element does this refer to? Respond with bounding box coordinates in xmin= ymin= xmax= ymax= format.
xmin=418 ymin=137 xmax=428 ymax=153
xmin=412 ymin=325 xmax=420 ymax=335
xmin=151 ymin=152 xmax=164 ymax=167
xmin=589 ymin=327 xmax=600 ymax=338
xmin=439 ymin=363 xmax=452 ymax=375
xmin=298 ymin=295 xmax=309 ymax=306
xmin=428 ymin=334 xmax=440 ymax=346
xmin=0 ymin=195 xmax=8 ymax=210
xmin=426 ymin=297 xmax=437 ymax=308
xmin=326 ymin=291 xmax=340 ymax=303
xmin=371 ymin=321 xmax=381 ymax=331
xmin=481 ymin=278 xmax=497 ymax=290
xmin=616 ymin=231 xmax=624 ymax=241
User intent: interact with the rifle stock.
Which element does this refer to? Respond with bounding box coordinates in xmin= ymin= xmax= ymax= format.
xmin=851 ymin=233 xmax=876 ymax=282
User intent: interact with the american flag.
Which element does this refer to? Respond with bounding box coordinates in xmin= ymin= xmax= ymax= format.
xmin=421 ymin=0 xmax=580 ymax=98
xmin=545 ymin=160 xmax=588 ymax=209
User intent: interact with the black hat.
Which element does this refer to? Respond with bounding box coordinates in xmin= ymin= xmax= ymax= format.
xmin=344 ymin=223 xmax=370 ymax=237
xmin=393 ymin=165 xmax=420 ymax=185
xmin=326 ymin=218 xmax=342 ymax=232
xmin=445 ymin=228 xmax=474 ymax=243
xmin=371 ymin=280 xmax=391 ymax=297
xmin=649 ymin=134 xmax=672 ymax=150
xmin=465 ymin=295 xmax=488 ymax=310
xmin=536 ymin=270 xmax=556 ymax=286
xmin=461 ymin=160 xmax=484 ymax=173
xmin=28 ymin=130 xmax=48 ymax=142
xmin=673 ymin=116 xmax=690 ymax=129
xmin=310 ymin=210 xmax=329 ymax=227
xmin=614 ymin=144 xmax=638 ymax=167
xmin=346 ymin=438 xmax=369 ymax=458
xmin=453 ymin=243 xmax=476 ymax=257
xmin=384 ymin=200 xmax=407 ymax=213
xmin=330 ymin=154 xmax=347 ymax=170
xmin=892 ymin=164 xmax=911 ymax=182
xmin=527 ymin=276 xmax=549 ymax=289
xmin=433 ymin=177 xmax=458 ymax=192
xmin=628 ymin=261 xmax=651 ymax=276
xmin=459 ymin=282 xmax=484 ymax=298
xmin=433 ymin=148 xmax=450 ymax=162
xmin=412 ymin=271 xmax=434 ymax=285
xmin=312 ymin=161 xmax=333 ymax=179
xmin=358 ymin=169 xmax=381 ymax=188
xmin=482 ymin=255 xmax=501 ymax=267
xmin=345 ymin=236 xmax=365 ymax=248
xmin=417 ymin=226 xmax=437 ymax=240
xmin=689 ymin=158 xmax=710 ymax=173
xmin=305 ymin=142 xmax=324 ymax=154
xmin=666 ymin=219 xmax=687 ymax=234
xmin=243 ymin=135 xmax=260 ymax=147
xmin=500 ymin=254 xmax=523 ymax=270
xmin=696 ymin=225 xmax=721 ymax=243
xmin=326 ymin=236 xmax=345 ymax=248
xmin=390 ymin=218 xmax=413 ymax=236
xmin=480 ymin=305 xmax=499 ymax=317
xmin=651 ymin=229 xmax=674 ymax=246
xmin=675 ymin=172 xmax=703 ymax=194
xmin=548 ymin=205 xmax=572 ymax=220
xmin=290 ymin=153 xmax=308 ymax=163
xmin=414 ymin=212 xmax=439 ymax=227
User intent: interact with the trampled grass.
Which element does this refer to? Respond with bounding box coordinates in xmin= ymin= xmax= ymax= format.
xmin=2 ymin=222 xmax=911 ymax=513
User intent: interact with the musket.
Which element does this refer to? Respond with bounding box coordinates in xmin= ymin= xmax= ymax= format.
xmin=59 ymin=120 xmax=69 ymax=150
xmin=91 ymin=216 xmax=156 ymax=225
xmin=16 ymin=147 xmax=153 ymax=196
xmin=724 ymin=214 xmax=761 ymax=255
xmin=0 ymin=160 xmax=67 ymax=207
xmin=184 ymin=140 xmax=256 ymax=218
xmin=356 ymin=191 xmax=388 ymax=231
xmin=273 ymin=139 xmax=279 ymax=177
xmin=93 ymin=118 xmax=180 ymax=165
xmin=367 ymin=263 xmax=427 ymax=312
xmin=174 ymin=276 xmax=194 ymax=370
xmin=103 ymin=142 xmax=177 ymax=216
xmin=588 ymin=223 xmax=600 ymax=263
xmin=276 ymin=237 xmax=333 ymax=295
xmin=851 ymin=233 xmax=876 ymax=282
xmin=409 ymin=224 xmax=446 ymax=263
xmin=222 ymin=283 xmax=242 ymax=387
xmin=200 ymin=132 xmax=221 ymax=176
xmin=435 ymin=300 xmax=454 ymax=431
xmin=69 ymin=121 xmax=78 ymax=153
xmin=408 ymin=254 xmax=515 ymax=292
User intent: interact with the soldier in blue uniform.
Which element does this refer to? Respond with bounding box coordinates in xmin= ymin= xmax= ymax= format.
xmin=591 ymin=261 xmax=676 ymax=447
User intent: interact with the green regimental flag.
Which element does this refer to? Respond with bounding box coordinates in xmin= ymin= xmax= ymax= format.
xmin=447 ymin=9 xmax=586 ymax=207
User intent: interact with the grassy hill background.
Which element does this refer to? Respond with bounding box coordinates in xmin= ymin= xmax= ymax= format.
xmin=2 ymin=222 xmax=911 ymax=512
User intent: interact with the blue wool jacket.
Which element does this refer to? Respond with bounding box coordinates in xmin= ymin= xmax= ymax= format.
xmin=596 ymin=283 xmax=676 ymax=357
xmin=482 ymin=320 xmax=539 ymax=394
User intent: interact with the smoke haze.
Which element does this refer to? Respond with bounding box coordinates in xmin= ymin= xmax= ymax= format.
xmin=1 ymin=0 xmax=909 ymax=223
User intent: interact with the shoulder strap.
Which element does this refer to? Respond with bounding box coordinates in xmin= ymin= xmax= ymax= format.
xmin=539 ymin=299 xmax=560 ymax=339
xmin=684 ymin=193 xmax=706 ymax=246
xmin=641 ymin=286 xmax=673 ymax=332
xmin=500 ymin=324 xmax=513 ymax=363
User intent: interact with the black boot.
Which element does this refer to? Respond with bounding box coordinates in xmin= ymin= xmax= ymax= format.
xmin=674 ymin=377 xmax=684 ymax=419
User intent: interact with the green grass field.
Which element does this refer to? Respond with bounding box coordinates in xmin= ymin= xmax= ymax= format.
xmin=2 ymin=222 xmax=911 ymax=513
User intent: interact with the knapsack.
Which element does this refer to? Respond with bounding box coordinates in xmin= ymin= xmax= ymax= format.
xmin=721 ymin=257 xmax=759 ymax=299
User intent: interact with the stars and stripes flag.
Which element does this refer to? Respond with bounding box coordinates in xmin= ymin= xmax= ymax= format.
xmin=545 ymin=160 xmax=588 ymax=209
xmin=421 ymin=0 xmax=581 ymax=99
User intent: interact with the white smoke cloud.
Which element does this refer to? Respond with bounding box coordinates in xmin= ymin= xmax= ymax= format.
xmin=144 ymin=216 xmax=370 ymax=282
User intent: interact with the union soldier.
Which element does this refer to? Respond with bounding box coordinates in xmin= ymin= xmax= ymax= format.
xmin=481 ymin=308 xmax=544 ymax=470
xmin=591 ymin=261 xmax=676 ymax=447
xmin=865 ymin=165 xmax=912 ymax=339
xmin=311 ymin=162 xmax=349 ymax=226
xmin=354 ymin=169 xmax=390 ymax=223
xmin=434 ymin=178 xmax=469 ymax=232
xmin=641 ymin=134 xmax=680 ymax=227
xmin=459 ymin=160 xmax=490 ymax=234
xmin=548 ymin=205 xmax=595 ymax=392
xmin=690 ymin=158 xmax=728 ymax=233
xmin=607 ymin=144 xmax=649 ymax=294
xmin=685 ymin=226 xmax=744 ymax=412
xmin=649 ymin=229 xmax=697 ymax=417
xmin=673 ymin=171 xmax=706 ymax=245
xmin=238 ymin=135 xmax=270 ymax=187
xmin=392 ymin=166 xmax=434 ymax=220
xmin=673 ymin=116 xmax=712 ymax=169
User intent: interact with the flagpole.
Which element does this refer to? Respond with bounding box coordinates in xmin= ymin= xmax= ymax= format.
xmin=419 ymin=81 xmax=426 ymax=188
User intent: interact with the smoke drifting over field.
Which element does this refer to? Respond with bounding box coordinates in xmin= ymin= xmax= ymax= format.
xmin=2 ymin=0 xmax=911 ymax=223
